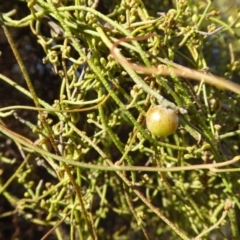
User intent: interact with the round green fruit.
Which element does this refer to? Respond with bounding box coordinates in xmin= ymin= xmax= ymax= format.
xmin=146 ymin=106 xmax=179 ymax=137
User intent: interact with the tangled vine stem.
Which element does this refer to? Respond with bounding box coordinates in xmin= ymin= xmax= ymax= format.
xmin=0 ymin=123 xmax=240 ymax=173
xmin=110 ymin=34 xmax=240 ymax=95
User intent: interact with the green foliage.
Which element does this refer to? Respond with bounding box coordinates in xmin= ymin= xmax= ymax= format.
xmin=0 ymin=0 xmax=240 ymax=239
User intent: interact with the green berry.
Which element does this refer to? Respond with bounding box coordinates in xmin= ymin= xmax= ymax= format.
xmin=146 ymin=106 xmax=179 ymax=137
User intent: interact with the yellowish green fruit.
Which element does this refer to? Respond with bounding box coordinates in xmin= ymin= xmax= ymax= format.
xmin=146 ymin=106 xmax=179 ymax=137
